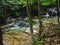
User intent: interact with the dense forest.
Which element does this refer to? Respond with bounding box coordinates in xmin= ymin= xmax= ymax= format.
xmin=0 ymin=0 xmax=58 ymax=19
xmin=0 ymin=0 xmax=60 ymax=45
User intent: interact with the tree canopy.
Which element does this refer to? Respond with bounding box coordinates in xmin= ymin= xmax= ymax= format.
xmin=0 ymin=0 xmax=59 ymax=22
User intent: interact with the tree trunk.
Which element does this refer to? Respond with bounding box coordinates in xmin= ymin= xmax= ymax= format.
xmin=51 ymin=0 xmax=52 ymax=7
xmin=38 ymin=0 xmax=42 ymax=41
xmin=0 ymin=1 xmax=3 ymax=45
xmin=56 ymin=0 xmax=60 ymax=24
xmin=26 ymin=0 xmax=35 ymax=45
xmin=0 ymin=26 xmax=3 ymax=45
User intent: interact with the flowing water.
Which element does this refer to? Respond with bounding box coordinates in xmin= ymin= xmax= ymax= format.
xmin=5 ymin=18 xmax=38 ymax=33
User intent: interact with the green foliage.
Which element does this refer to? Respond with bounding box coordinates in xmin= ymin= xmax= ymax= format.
xmin=28 ymin=38 xmax=45 ymax=45
xmin=6 ymin=0 xmax=57 ymax=6
xmin=0 ymin=0 xmax=5 ymax=20
xmin=35 ymin=40 xmax=45 ymax=45
xmin=6 ymin=0 xmax=35 ymax=6
xmin=40 ymin=0 xmax=56 ymax=6
xmin=0 ymin=0 xmax=59 ymax=22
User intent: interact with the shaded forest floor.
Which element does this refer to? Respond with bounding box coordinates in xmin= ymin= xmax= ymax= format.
xmin=3 ymin=17 xmax=60 ymax=45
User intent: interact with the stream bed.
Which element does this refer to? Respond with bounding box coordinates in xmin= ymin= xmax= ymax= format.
xmin=3 ymin=18 xmax=38 ymax=34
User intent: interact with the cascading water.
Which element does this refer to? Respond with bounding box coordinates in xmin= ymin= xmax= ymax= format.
xmin=6 ymin=19 xmax=29 ymax=30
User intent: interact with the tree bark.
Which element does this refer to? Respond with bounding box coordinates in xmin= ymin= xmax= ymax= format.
xmin=26 ymin=0 xmax=35 ymax=45
xmin=51 ymin=0 xmax=52 ymax=7
xmin=0 ymin=26 xmax=3 ymax=45
xmin=56 ymin=0 xmax=60 ymax=24
xmin=38 ymin=0 xmax=42 ymax=41
xmin=0 ymin=0 xmax=3 ymax=45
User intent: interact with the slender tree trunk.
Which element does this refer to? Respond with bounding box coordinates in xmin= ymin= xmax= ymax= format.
xmin=38 ymin=0 xmax=42 ymax=41
xmin=51 ymin=0 xmax=52 ymax=7
xmin=0 ymin=26 xmax=3 ymax=45
xmin=26 ymin=0 xmax=35 ymax=45
xmin=0 ymin=0 xmax=3 ymax=45
xmin=56 ymin=0 xmax=60 ymax=24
